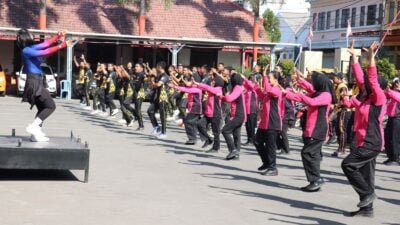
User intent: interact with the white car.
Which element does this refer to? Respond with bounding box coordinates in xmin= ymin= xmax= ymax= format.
xmin=16 ymin=63 xmax=58 ymax=97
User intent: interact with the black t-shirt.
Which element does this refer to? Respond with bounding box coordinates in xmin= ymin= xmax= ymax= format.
xmin=192 ymin=72 xmax=202 ymax=83
xmin=152 ymin=72 xmax=169 ymax=102
xmin=97 ymin=71 xmax=106 ymax=88
xmin=223 ymin=77 xmax=231 ymax=95
xmin=134 ymin=72 xmax=145 ymax=93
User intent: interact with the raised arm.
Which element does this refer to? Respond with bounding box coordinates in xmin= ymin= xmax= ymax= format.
xmin=364 ymin=42 xmax=386 ymax=106
xmin=243 ymin=77 xmax=256 ymax=91
xmin=174 ymin=86 xmax=202 ymax=94
xmin=298 ymin=92 xmax=331 ymax=107
xmin=297 ymin=79 xmax=315 ymax=94
xmin=348 ymin=40 xmax=364 ymax=87
xmin=352 ymin=63 xmax=365 ymax=87
xmin=285 ymin=90 xmax=306 ymax=103
xmin=31 ymin=32 xmax=63 ymax=50
xmin=342 ymin=96 xmax=361 ymax=108
xmin=386 ymin=89 xmax=400 ymax=102
xmin=23 ymin=42 xmax=67 ymax=58
xmin=196 ymin=83 xmax=222 ymax=96
xmin=222 ymin=85 xmax=242 ymax=103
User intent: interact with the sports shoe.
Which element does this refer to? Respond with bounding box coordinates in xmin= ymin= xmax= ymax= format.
xmin=158 ymin=133 xmax=167 ymax=139
xmin=90 ymin=110 xmax=99 ymax=115
xmin=100 ymin=112 xmax=108 ymax=117
xmin=118 ymin=119 xmax=126 ymax=124
xmin=167 ymin=116 xmax=175 ymax=122
xmin=136 ymin=127 xmax=144 ymax=131
xmin=30 ymin=134 xmax=49 ymax=142
xmin=26 ymin=124 xmax=45 ymax=137
xmin=173 ymin=109 xmax=180 ymax=118
xmin=111 ymin=109 xmax=119 ymax=116
xmin=127 ymin=121 xmax=134 ymax=127
xmin=226 ymin=150 xmax=240 ymax=160
xmin=152 ymin=126 xmax=161 ymax=135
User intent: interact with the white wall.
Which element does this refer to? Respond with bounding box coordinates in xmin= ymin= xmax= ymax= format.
xmin=299 ymin=51 xmax=323 ymax=73
xmin=218 ymin=51 xmax=241 ymax=67
xmin=0 ymin=40 xmax=14 ymax=72
xmin=178 ymin=48 xmax=191 ymax=66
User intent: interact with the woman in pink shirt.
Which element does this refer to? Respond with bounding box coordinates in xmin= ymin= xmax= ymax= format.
xmin=284 ymin=69 xmax=335 ymax=192
xmin=220 ymin=73 xmax=246 ymax=160
xmin=341 ymin=41 xmax=388 ymax=217
xmin=384 ymin=77 xmax=400 ymax=166
xmin=194 ymin=75 xmax=224 ymax=152
xmin=244 ymin=71 xmax=283 ymax=176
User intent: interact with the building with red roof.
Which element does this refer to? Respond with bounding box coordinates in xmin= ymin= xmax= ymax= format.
xmin=0 ymin=0 xmax=267 ymax=73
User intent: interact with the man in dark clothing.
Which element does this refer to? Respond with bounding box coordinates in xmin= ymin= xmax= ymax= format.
xmin=147 ymin=61 xmax=169 ymax=139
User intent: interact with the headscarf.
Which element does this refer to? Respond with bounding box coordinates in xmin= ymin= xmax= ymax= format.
xmin=311 ymin=71 xmax=337 ymax=104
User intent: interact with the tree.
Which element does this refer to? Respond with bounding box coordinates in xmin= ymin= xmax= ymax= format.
xmin=263 ymin=8 xmax=281 ymax=42
xmin=377 ymin=58 xmax=397 ymax=81
xmin=278 ymin=59 xmax=295 ymax=77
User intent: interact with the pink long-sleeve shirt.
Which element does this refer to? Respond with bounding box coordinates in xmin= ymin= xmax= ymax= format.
xmin=221 ymin=85 xmax=246 ymax=123
xmin=342 ymin=66 xmax=387 ymax=151
xmin=195 ymin=83 xmax=223 ymax=118
xmin=386 ymin=89 xmax=400 ymax=117
xmin=174 ymin=86 xmax=202 ymax=115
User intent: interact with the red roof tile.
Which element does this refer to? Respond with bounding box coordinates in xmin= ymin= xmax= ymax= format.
xmin=0 ymin=0 xmax=266 ymax=42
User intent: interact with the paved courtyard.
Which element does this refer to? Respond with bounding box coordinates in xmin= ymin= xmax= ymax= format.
xmin=0 ymin=96 xmax=398 ymax=225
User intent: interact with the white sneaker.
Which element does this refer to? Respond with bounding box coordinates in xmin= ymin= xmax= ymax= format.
xmin=175 ymin=119 xmax=183 ymax=125
xmin=111 ymin=109 xmax=119 ymax=116
xmin=158 ymin=133 xmax=167 ymax=139
xmin=167 ymin=116 xmax=175 ymax=122
xmin=90 ymin=110 xmax=99 ymax=115
xmin=127 ymin=121 xmax=134 ymax=127
xmin=173 ymin=109 xmax=180 ymax=118
xmin=152 ymin=126 xmax=161 ymax=135
xmin=84 ymin=106 xmax=92 ymax=110
xmin=26 ymin=124 xmax=45 ymax=137
xmin=118 ymin=119 xmax=126 ymax=124
xmin=30 ymin=134 xmax=49 ymax=142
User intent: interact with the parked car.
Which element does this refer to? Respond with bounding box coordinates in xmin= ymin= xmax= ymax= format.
xmin=0 ymin=64 xmax=6 ymax=96
xmin=16 ymin=63 xmax=58 ymax=97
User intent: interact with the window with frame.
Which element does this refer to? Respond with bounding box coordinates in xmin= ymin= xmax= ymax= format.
xmin=335 ymin=9 xmax=340 ymax=28
xmin=360 ymin=6 xmax=365 ymax=26
xmin=351 ymin=8 xmax=356 ymax=27
xmin=312 ymin=13 xmax=317 ymax=30
xmin=318 ymin=12 xmax=326 ymax=30
xmin=367 ymin=4 xmax=377 ymax=25
xmin=397 ymin=0 xmax=400 ymax=22
xmin=326 ymin=11 xmax=331 ymax=30
xmin=389 ymin=1 xmax=395 ymax=22
xmin=378 ymin=3 xmax=383 ymax=24
xmin=341 ymin=8 xmax=350 ymax=28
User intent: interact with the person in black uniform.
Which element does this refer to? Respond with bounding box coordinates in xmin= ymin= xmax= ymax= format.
xmin=147 ymin=61 xmax=169 ymax=139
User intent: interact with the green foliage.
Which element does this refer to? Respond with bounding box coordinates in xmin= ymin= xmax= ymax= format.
xmin=233 ymin=65 xmax=252 ymax=77
xmin=262 ymin=9 xmax=281 ymax=42
xmin=278 ymin=59 xmax=295 ymax=77
xmin=257 ymin=54 xmax=270 ymax=68
xmin=377 ymin=58 xmax=397 ymax=81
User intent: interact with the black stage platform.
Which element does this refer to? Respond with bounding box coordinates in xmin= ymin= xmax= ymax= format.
xmin=0 ymin=132 xmax=90 ymax=182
